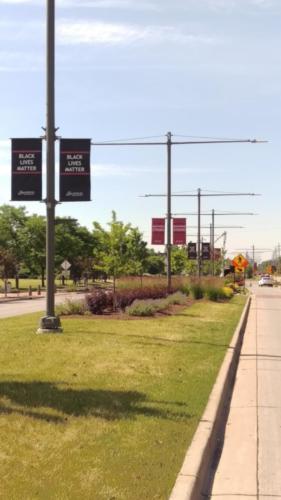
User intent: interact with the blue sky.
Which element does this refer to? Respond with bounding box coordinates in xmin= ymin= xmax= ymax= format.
xmin=0 ymin=0 xmax=280 ymax=261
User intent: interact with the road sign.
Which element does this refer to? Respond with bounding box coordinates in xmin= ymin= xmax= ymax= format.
xmin=235 ymin=266 xmax=244 ymax=273
xmin=61 ymin=270 xmax=70 ymax=279
xmin=232 ymin=254 xmax=249 ymax=269
xmin=61 ymin=260 xmax=71 ymax=271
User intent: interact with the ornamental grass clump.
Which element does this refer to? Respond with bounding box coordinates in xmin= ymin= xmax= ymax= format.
xmin=126 ymin=299 xmax=159 ymax=317
xmin=56 ymin=299 xmax=89 ymax=316
xmin=165 ymin=291 xmax=187 ymax=305
xmin=190 ymin=282 xmax=204 ymax=300
xmin=205 ymin=286 xmax=220 ymax=302
xmin=205 ymin=285 xmax=234 ymax=302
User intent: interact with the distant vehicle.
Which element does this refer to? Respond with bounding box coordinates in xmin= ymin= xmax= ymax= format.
xmin=258 ymin=275 xmax=274 ymax=287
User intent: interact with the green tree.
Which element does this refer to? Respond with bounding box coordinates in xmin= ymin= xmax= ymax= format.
xmin=92 ymin=212 xmax=132 ymax=301
xmin=19 ymin=214 xmax=46 ymax=286
xmin=126 ymin=227 xmax=148 ymax=283
xmin=144 ymin=250 xmax=165 ymax=275
xmin=55 ymin=217 xmax=95 ymax=282
xmin=0 ymin=205 xmax=27 ymax=285
xmin=171 ymin=246 xmax=188 ymax=275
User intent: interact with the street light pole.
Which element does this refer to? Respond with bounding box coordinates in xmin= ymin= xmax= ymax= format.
xmin=38 ymin=0 xmax=62 ymax=333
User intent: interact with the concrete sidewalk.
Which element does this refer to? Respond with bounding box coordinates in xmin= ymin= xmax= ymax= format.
xmin=210 ymin=289 xmax=281 ymax=499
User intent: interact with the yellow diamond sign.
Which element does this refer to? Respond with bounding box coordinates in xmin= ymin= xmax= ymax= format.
xmin=232 ymin=254 xmax=249 ymax=269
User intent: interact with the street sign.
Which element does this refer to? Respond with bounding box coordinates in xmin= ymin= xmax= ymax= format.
xmin=235 ymin=266 xmax=244 ymax=273
xmin=61 ymin=270 xmax=70 ymax=279
xmin=173 ymin=218 xmax=186 ymax=245
xmin=201 ymin=242 xmax=211 ymax=260
xmin=60 ymin=138 xmax=91 ymax=202
xmin=232 ymin=254 xmax=249 ymax=269
xmin=11 ymin=138 xmax=42 ymax=201
xmin=151 ymin=218 xmax=165 ymax=245
xmin=61 ymin=260 xmax=71 ymax=270
xmin=187 ymin=242 xmax=197 ymax=260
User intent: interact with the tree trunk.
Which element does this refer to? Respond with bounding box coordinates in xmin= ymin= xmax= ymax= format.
xmin=113 ymin=273 xmax=116 ymax=311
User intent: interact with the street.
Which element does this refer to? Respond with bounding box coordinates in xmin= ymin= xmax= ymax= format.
xmin=210 ymin=283 xmax=281 ymax=498
xmin=0 ymin=293 xmax=84 ymax=319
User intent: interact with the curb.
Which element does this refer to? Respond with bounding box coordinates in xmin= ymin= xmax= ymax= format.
xmin=169 ymin=295 xmax=252 ymax=500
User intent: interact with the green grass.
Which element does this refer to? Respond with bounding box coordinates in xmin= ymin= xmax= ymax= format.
xmin=0 ymin=296 xmax=246 ymax=499
xmin=0 ymin=278 xmax=62 ymax=291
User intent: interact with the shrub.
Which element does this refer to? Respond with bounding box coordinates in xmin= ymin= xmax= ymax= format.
xmin=115 ymin=285 xmax=169 ymax=311
xmin=86 ymin=290 xmax=110 ymax=314
xmin=165 ymin=291 xmax=187 ymax=305
xmin=179 ymin=284 xmax=190 ymax=296
xmin=126 ymin=300 xmax=158 ymax=317
xmin=205 ymin=286 xmax=220 ymax=302
xmin=205 ymin=285 xmax=234 ymax=302
xmin=56 ymin=299 xmax=89 ymax=316
xmin=190 ymin=282 xmax=204 ymax=300
xmin=222 ymin=286 xmax=234 ymax=299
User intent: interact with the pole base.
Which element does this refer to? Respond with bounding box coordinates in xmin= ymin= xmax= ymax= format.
xmin=37 ymin=316 xmax=63 ymax=334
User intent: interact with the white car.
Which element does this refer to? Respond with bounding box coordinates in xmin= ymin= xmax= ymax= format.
xmin=258 ymin=275 xmax=274 ymax=287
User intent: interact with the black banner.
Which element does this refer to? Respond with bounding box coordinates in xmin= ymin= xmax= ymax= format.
xmin=201 ymin=242 xmax=211 ymax=260
xmin=187 ymin=242 xmax=197 ymax=260
xmin=60 ymin=139 xmax=91 ymax=202
xmin=11 ymin=138 xmax=42 ymax=201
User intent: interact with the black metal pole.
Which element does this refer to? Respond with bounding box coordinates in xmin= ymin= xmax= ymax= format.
xmin=46 ymin=0 xmax=55 ymax=317
xmin=38 ymin=0 xmax=61 ymax=333
xmin=167 ymin=132 xmax=172 ymax=292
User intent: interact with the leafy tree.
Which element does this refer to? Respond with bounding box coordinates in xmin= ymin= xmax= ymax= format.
xmin=0 ymin=205 xmax=27 ymax=285
xmin=126 ymin=227 xmax=148 ymax=283
xmin=144 ymin=250 xmax=165 ymax=275
xmin=55 ymin=217 xmax=95 ymax=282
xmin=19 ymin=214 xmax=46 ymax=286
xmin=171 ymin=246 xmax=188 ymax=275
xmin=92 ymin=212 xmax=132 ymax=301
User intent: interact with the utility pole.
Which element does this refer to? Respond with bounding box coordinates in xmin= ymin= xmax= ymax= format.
xmin=94 ymin=138 xmax=264 ymax=290
xmin=168 ymin=191 xmax=259 ymax=278
xmin=211 ymin=209 xmax=215 ymax=275
xmin=166 ymin=132 xmax=172 ymax=291
xmin=38 ymin=0 xmax=62 ymax=333
xmin=197 ymin=188 xmax=201 ymax=277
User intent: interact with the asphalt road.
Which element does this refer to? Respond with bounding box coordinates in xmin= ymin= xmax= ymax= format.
xmin=0 ymin=293 xmax=84 ymax=319
xmin=210 ymin=283 xmax=281 ymax=498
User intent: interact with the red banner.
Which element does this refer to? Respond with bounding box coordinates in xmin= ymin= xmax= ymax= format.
xmin=173 ymin=218 xmax=186 ymax=245
xmin=151 ymin=218 xmax=165 ymax=245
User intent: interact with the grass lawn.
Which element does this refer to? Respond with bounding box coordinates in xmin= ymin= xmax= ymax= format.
xmin=0 ymin=296 xmax=246 ymax=500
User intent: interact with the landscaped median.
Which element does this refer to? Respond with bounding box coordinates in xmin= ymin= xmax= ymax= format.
xmin=0 ymin=295 xmax=246 ymax=499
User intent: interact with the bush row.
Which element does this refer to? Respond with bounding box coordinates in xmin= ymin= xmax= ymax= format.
xmin=126 ymin=292 xmax=188 ymax=317
xmin=86 ymin=284 xmax=184 ymax=315
xmin=57 ymin=281 xmax=234 ymax=317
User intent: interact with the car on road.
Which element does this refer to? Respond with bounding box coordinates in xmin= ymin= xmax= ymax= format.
xmin=258 ymin=275 xmax=274 ymax=287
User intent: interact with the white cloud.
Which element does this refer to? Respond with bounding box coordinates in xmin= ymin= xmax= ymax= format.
xmin=57 ymin=20 xmax=218 ymax=46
